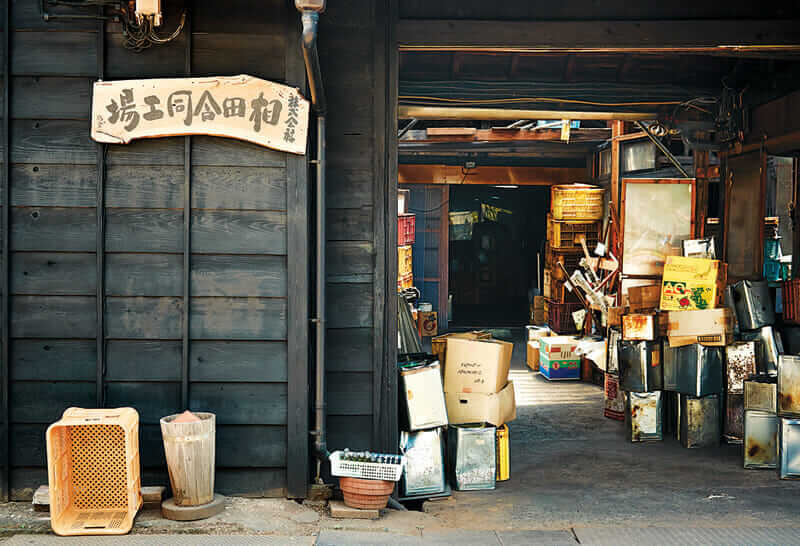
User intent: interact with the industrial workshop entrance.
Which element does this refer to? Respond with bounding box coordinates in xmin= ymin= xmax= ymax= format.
xmin=383 ymin=12 xmax=800 ymax=527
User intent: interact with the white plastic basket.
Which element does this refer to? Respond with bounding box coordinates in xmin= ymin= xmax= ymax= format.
xmin=329 ymin=451 xmax=405 ymax=482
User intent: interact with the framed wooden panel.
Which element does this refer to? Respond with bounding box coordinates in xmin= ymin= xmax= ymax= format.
xmin=620 ymin=178 xmax=696 ymax=277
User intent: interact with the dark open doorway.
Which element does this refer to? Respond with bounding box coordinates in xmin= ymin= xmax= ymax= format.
xmin=448 ymin=184 xmax=549 ymax=327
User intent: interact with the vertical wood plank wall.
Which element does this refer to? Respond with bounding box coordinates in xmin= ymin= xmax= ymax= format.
xmin=2 ymin=0 xmax=308 ymax=500
xmin=318 ymin=0 xmax=382 ymax=455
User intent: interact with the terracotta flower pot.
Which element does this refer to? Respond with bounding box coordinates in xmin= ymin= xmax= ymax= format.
xmin=339 ymin=477 xmax=394 ymax=510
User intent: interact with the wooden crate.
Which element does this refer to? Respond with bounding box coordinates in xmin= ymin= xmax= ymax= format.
xmin=398 ymin=245 xmax=413 ymax=278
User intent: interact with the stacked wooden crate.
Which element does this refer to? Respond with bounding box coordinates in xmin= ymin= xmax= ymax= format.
xmin=398 ymin=190 xmax=416 ymax=291
xmin=544 ymin=185 xmax=604 ymax=331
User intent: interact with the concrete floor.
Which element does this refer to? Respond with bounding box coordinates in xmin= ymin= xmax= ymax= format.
xmin=3 ymin=327 xmax=800 ymax=543
xmin=421 ymin=327 xmax=800 ymax=531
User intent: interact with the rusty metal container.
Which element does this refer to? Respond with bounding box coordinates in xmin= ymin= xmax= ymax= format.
xmin=740 ymin=326 xmax=783 ymax=377
xmin=779 ymin=417 xmax=800 ymax=479
xmin=619 ymin=340 xmax=662 ymax=393
xmin=744 ymin=410 xmax=778 ymax=469
xmin=662 ymin=343 xmax=723 ymax=397
xmin=778 ymin=355 xmax=800 ymax=418
xmin=724 ymin=393 xmax=744 ymax=444
xmin=604 ymin=373 xmax=625 ymax=421
xmin=678 ymin=394 xmax=720 ymax=448
xmin=725 ymin=342 xmax=757 ymax=394
xmin=625 ymin=391 xmax=663 ymax=442
xmin=732 ymin=280 xmax=775 ymax=330
xmin=607 ymin=328 xmax=621 ymax=375
xmin=724 ymin=285 xmax=740 ymax=335
xmin=744 ymin=376 xmax=777 ymax=413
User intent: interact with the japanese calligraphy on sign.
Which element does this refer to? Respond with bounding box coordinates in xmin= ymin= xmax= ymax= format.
xmin=91 ymin=75 xmax=310 ymax=155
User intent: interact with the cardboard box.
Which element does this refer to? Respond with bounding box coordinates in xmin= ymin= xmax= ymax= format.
xmin=527 ymin=341 xmax=540 ymax=371
xmin=432 ymin=331 xmax=492 ymax=375
xmin=445 ymin=381 xmax=516 ymax=426
xmin=539 ymin=352 xmax=580 ymax=380
xmin=540 ymin=336 xmax=579 ymax=360
xmin=622 ymin=313 xmax=657 ymax=341
xmin=660 ymin=256 xmax=727 ymax=311
xmin=400 ymin=362 xmax=448 ymax=431
xmin=418 ymin=311 xmax=438 ymax=337
xmin=444 ymin=337 xmax=513 ymax=394
xmin=607 ymin=306 xmax=625 ymax=328
xmin=628 ymin=285 xmax=661 ymax=313
xmin=526 ymin=325 xmax=552 ymax=342
xmin=533 ymin=295 xmax=546 ymax=310
xmin=665 ymin=308 xmax=735 ymax=347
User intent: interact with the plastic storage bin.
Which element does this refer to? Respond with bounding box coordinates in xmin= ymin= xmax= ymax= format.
xmin=46 ymin=407 xmax=142 ymax=536
xmin=398 ymin=213 xmax=416 ymax=246
xmin=550 ymin=185 xmax=605 ymax=221
xmin=544 ymin=299 xmax=583 ymax=334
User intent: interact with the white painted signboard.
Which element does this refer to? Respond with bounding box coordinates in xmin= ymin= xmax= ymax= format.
xmin=91 ymin=74 xmax=310 ymax=155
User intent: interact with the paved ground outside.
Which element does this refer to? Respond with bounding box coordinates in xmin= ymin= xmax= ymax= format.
xmin=2 ymin=327 xmax=800 ymax=544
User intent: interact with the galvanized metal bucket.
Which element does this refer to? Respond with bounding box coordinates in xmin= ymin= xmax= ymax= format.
xmin=447 ymin=424 xmax=496 ymax=491
xmin=400 ymin=428 xmax=446 ymax=497
xmin=663 ymin=343 xmax=723 ymax=397
xmin=732 ymin=280 xmax=775 ymax=330
xmin=744 ymin=376 xmax=777 ymax=413
xmin=740 ymin=326 xmax=783 ymax=377
xmin=778 ymin=417 xmax=800 ymax=479
xmin=625 ymin=391 xmax=663 ymax=442
xmin=778 ymin=355 xmax=800 ymax=418
xmin=724 ymin=393 xmax=744 ymax=444
xmin=619 ymin=340 xmax=662 ymax=393
xmin=725 ymin=342 xmax=757 ymax=394
xmin=744 ymin=410 xmax=778 ymax=469
xmin=678 ymin=394 xmax=720 ymax=449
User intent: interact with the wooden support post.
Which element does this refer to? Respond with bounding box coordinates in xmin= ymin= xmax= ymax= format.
xmin=181 ymin=7 xmax=192 ymax=410
xmin=694 ymin=150 xmax=710 ymax=238
xmin=610 ymin=121 xmax=624 ymax=217
xmin=285 ymin=5 xmax=310 ymax=499
xmin=96 ymin=9 xmax=106 ymax=408
xmin=1 ymin=0 xmax=10 ymax=503
xmin=793 ymin=158 xmax=800 ymax=279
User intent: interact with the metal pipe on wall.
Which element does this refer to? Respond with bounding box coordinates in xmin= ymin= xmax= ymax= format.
xmin=299 ymin=5 xmax=330 ymax=471
xmin=1 ymin=0 xmax=10 ymax=503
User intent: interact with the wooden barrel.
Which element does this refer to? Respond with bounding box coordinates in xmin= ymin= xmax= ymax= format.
xmin=160 ymin=412 xmax=215 ymax=506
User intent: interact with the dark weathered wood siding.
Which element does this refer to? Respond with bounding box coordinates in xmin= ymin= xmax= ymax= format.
xmin=2 ymin=0 xmax=308 ymax=500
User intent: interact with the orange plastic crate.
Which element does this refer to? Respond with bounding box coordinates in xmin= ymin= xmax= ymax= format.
xmin=46 ymin=407 xmax=142 ymax=536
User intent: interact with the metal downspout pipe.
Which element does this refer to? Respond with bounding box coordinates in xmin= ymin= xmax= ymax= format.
xmin=299 ymin=7 xmax=329 ymax=473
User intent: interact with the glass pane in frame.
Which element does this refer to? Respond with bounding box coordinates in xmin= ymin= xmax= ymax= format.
xmin=622 ymin=179 xmax=695 ymax=276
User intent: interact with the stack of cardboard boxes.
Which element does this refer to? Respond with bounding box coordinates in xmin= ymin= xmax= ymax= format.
xmin=398 ymin=334 xmax=517 ymax=496
xmin=444 ymin=337 xmax=516 ymax=427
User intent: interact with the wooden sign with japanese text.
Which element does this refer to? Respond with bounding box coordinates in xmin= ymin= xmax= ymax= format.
xmin=91 ymin=74 xmax=310 ymax=155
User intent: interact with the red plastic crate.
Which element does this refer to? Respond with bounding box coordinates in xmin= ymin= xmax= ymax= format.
xmin=545 ymin=299 xmax=583 ymax=334
xmin=398 ymin=214 xmax=416 ymax=246
xmin=784 ymin=279 xmax=800 ymax=324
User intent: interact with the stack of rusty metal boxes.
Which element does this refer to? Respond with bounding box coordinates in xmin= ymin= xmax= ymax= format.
xmin=615 ymin=252 xmax=734 ymax=447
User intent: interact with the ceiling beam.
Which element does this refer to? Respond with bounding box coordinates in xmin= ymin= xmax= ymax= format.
xmin=402 ymin=127 xmax=611 ymax=143
xmin=399 ymin=105 xmax=657 ymax=121
xmin=397 ymin=19 xmax=800 ymax=50
xmin=398 ymin=164 xmax=589 ymax=185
